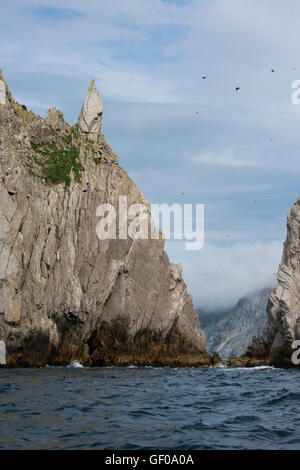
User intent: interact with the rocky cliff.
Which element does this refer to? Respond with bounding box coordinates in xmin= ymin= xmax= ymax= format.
xmin=198 ymin=287 xmax=272 ymax=360
xmin=230 ymin=199 xmax=300 ymax=368
xmin=0 ymin=71 xmax=211 ymax=368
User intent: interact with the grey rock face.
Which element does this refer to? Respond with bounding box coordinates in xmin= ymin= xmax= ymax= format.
xmin=78 ymin=80 xmax=103 ymax=134
xmin=45 ymin=107 xmax=68 ymax=132
xmin=233 ymin=198 xmax=300 ymax=367
xmin=0 ymin=80 xmax=5 ymax=105
xmin=0 ymin=72 xmax=209 ymax=367
xmin=260 ymin=199 xmax=300 ymax=365
xmin=0 ymin=340 xmax=5 ymax=364
xmin=198 ymin=287 xmax=272 ymax=360
xmin=0 ymin=70 xmax=5 ymax=106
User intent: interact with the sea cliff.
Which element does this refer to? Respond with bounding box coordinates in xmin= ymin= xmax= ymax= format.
xmin=0 ymin=71 xmax=211 ymax=368
xmin=230 ymin=198 xmax=300 ymax=368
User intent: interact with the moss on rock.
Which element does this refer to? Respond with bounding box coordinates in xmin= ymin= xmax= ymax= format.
xmin=26 ymin=138 xmax=84 ymax=186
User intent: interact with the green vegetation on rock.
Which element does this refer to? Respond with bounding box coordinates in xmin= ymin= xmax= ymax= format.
xmin=26 ymin=137 xmax=84 ymax=187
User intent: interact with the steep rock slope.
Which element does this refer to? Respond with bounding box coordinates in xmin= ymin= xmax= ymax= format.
xmin=231 ymin=198 xmax=300 ymax=367
xmin=0 ymin=71 xmax=210 ymax=367
xmin=198 ymin=287 xmax=272 ymax=360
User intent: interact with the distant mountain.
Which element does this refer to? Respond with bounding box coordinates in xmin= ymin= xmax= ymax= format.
xmin=197 ymin=287 xmax=273 ymax=360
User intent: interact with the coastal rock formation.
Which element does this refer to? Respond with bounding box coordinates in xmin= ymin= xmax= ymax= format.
xmin=230 ymin=198 xmax=300 ymax=367
xmin=198 ymin=287 xmax=272 ymax=360
xmin=0 ymin=341 xmax=5 ymax=364
xmin=0 ymin=80 xmax=5 ymax=105
xmin=78 ymin=80 xmax=103 ymax=135
xmin=0 ymin=71 xmax=210 ymax=368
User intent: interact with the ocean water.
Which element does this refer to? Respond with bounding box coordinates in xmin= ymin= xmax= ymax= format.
xmin=0 ymin=365 xmax=299 ymax=450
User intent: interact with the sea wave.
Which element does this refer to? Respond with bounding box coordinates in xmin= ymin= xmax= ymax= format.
xmin=221 ymin=365 xmax=276 ymax=371
xmin=67 ymin=360 xmax=84 ymax=368
xmin=0 ymin=366 xmax=299 ymax=449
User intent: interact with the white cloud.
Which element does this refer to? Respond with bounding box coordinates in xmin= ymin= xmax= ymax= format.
xmin=166 ymin=239 xmax=283 ymax=311
xmin=189 ymin=149 xmax=262 ymax=167
xmin=214 ymin=0 xmax=300 ymax=54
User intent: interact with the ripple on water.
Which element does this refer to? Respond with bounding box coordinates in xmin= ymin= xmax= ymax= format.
xmin=0 ymin=366 xmax=299 ymax=449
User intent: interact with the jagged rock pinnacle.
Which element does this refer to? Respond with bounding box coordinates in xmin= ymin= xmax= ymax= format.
xmin=0 ymin=69 xmax=6 ymax=105
xmin=78 ymin=79 xmax=103 ymax=134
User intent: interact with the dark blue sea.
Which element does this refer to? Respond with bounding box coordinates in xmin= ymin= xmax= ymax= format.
xmin=0 ymin=364 xmax=299 ymax=450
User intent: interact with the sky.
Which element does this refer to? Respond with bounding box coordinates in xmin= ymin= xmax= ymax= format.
xmin=1 ymin=0 xmax=300 ymax=310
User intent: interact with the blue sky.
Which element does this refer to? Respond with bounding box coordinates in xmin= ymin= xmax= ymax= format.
xmin=30 ymin=6 xmax=85 ymax=20
xmin=1 ymin=0 xmax=300 ymax=309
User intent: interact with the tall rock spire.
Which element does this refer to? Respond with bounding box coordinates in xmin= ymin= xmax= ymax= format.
xmin=0 ymin=69 xmax=7 ymax=105
xmin=78 ymin=79 xmax=103 ymax=134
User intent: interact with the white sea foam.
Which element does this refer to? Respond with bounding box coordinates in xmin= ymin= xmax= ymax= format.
xmin=67 ymin=360 xmax=84 ymax=368
xmin=222 ymin=366 xmax=276 ymax=371
xmin=213 ymin=363 xmax=227 ymax=369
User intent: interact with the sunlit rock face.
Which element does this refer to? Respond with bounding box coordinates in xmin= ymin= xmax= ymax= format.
xmin=0 ymin=71 xmax=210 ymax=368
xmin=77 ymin=80 xmax=103 ymax=134
xmin=0 ymin=341 xmax=5 ymax=364
xmin=0 ymin=80 xmax=6 ymax=105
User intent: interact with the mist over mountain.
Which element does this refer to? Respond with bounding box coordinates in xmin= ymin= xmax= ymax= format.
xmin=197 ymin=286 xmax=274 ymax=359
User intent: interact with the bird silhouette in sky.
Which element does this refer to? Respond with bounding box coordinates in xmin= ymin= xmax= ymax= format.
xmin=202 ymin=76 xmax=207 ymax=79
xmin=235 ymin=87 xmax=240 ymax=92
xmin=271 ymin=69 xmax=275 ymax=73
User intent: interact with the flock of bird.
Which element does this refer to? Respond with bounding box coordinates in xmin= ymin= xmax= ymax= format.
xmin=199 ymin=68 xmax=277 ymax=95
xmin=180 ymin=70 xmax=282 ymax=239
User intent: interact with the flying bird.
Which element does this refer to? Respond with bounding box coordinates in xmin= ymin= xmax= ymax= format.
xmin=270 ymin=69 xmax=275 ymax=73
xmin=202 ymin=76 xmax=207 ymax=80
xmin=235 ymin=87 xmax=240 ymax=92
